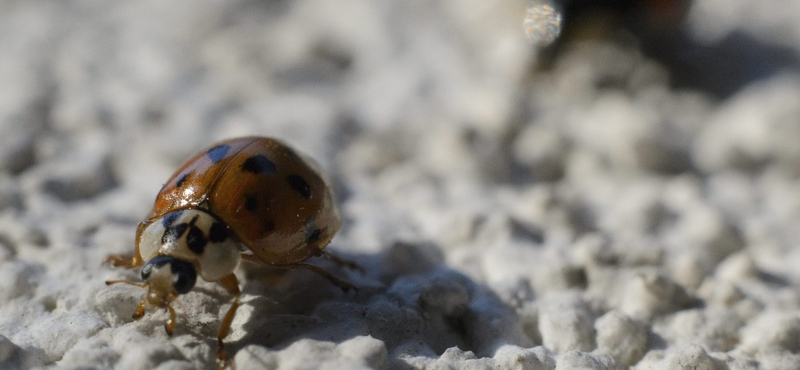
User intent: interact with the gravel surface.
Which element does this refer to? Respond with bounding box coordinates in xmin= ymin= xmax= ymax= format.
xmin=1 ymin=1 xmax=799 ymax=369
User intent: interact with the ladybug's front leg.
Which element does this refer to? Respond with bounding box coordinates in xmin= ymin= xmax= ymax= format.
xmin=318 ymin=250 xmax=364 ymax=273
xmin=105 ymin=221 xmax=149 ymax=269
xmin=241 ymin=253 xmax=357 ymax=292
xmin=105 ymin=254 xmax=143 ymax=269
xmin=215 ymin=274 xmax=241 ymax=370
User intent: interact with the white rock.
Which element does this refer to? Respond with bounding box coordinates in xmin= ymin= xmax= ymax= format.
xmin=556 ymin=350 xmax=615 ymax=370
xmin=715 ymin=253 xmax=759 ymax=282
xmin=236 ymin=337 xmax=386 ymax=370
xmin=654 ymin=308 xmax=743 ymax=353
xmin=336 ymin=335 xmax=389 ymax=369
xmin=538 ymin=293 xmax=596 ymax=354
xmin=737 ymin=311 xmax=800 ymax=354
xmin=618 ymin=272 xmax=696 ymax=321
xmin=494 ymin=345 xmax=557 ymax=370
xmin=595 ymin=311 xmax=648 ymax=366
xmin=633 ymin=345 xmax=725 ymax=370
xmin=696 ymin=279 xmax=746 ymax=307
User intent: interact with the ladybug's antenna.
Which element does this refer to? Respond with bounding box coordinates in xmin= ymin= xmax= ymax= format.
xmin=106 ymin=280 xmax=147 ymax=288
xmin=107 ymin=277 xmax=180 ymax=336
xmin=106 ymin=280 xmax=151 ymax=325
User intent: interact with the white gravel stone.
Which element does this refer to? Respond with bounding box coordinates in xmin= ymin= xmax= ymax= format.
xmin=633 ymin=344 xmax=727 ymax=370
xmin=538 ymin=293 xmax=596 ymax=354
xmin=654 ymin=308 xmax=743 ymax=352
xmin=594 ymin=311 xmax=648 ymax=367
xmin=555 ymin=350 xmax=615 ymax=370
xmin=494 ymin=345 xmax=556 ymax=370
xmin=738 ymin=311 xmax=800 ymax=355
xmin=618 ymin=271 xmax=697 ymax=321
xmin=235 ymin=336 xmax=387 ymax=370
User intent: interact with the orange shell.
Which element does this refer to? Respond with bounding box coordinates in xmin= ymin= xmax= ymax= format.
xmin=135 ymin=137 xmax=340 ymax=266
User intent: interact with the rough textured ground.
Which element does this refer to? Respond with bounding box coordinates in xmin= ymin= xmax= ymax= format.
xmin=1 ymin=0 xmax=800 ymax=369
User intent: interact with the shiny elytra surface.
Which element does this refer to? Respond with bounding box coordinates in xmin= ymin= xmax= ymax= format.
xmin=136 ymin=137 xmax=340 ymax=265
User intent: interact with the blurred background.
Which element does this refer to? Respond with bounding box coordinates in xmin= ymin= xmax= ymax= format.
xmin=1 ymin=0 xmax=798 ymax=196
xmin=1 ymin=0 xmax=800 ymax=368
xmin=2 ymin=0 xmax=798 ymax=264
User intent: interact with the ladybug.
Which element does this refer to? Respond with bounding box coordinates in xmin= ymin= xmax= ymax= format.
xmin=105 ymin=136 xmax=353 ymax=368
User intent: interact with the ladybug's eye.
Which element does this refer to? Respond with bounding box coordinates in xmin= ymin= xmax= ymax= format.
xmin=169 ymin=259 xmax=197 ymax=294
xmin=140 ymin=256 xmax=197 ymax=295
xmin=141 ymin=255 xmax=173 ymax=281
xmin=141 ymin=263 xmax=153 ymax=281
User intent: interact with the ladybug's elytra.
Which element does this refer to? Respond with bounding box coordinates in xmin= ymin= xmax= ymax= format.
xmin=106 ymin=136 xmax=354 ymax=368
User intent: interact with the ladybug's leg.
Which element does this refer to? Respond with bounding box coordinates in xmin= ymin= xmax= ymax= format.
xmin=106 ymin=280 xmax=149 ymax=320
xmin=240 ymin=254 xmax=357 ymax=292
xmin=132 ymin=299 xmax=147 ymax=320
xmin=293 ymin=263 xmax=357 ymax=292
xmin=105 ymin=280 xmax=146 ymax=288
xmin=317 ymin=250 xmax=364 ymax=273
xmin=105 ymin=255 xmax=143 ymax=269
xmin=215 ymin=274 xmax=241 ymax=370
xmin=242 ymin=256 xmax=356 ymax=292
xmin=106 ymin=221 xmax=148 ymax=269
xmin=165 ymin=304 xmax=177 ymax=336
xmin=107 ymin=223 xmax=148 ymax=269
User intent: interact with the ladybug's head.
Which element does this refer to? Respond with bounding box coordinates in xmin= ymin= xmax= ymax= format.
xmin=140 ymin=255 xmax=197 ymax=307
xmin=138 ymin=209 xmax=241 ymax=282
xmin=106 ymin=255 xmax=198 ymax=336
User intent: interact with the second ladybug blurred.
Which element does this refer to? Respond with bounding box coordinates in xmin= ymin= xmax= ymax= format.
xmin=106 ymin=136 xmax=345 ymax=368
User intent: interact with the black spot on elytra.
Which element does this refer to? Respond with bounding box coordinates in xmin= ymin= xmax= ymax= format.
xmin=186 ymin=225 xmax=207 ymax=254
xmin=306 ymin=227 xmax=321 ymax=244
xmin=262 ymin=220 xmax=275 ymax=233
xmin=287 ymin=175 xmax=311 ymax=199
xmin=162 ymin=223 xmax=189 ymax=245
xmin=244 ymin=194 xmax=258 ymax=212
xmin=304 ymin=220 xmax=321 ymax=244
xmin=209 ymin=222 xmax=228 ymax=243
xmin=207 ymin=144 xmax=230 ymax=164
xmin=161 ymin=210 xmax=184 ymax=228
xmin=241 ymin=155 xmax=276 ymax=175
xmin=176 ymin=173 xmax=189 ymax=188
